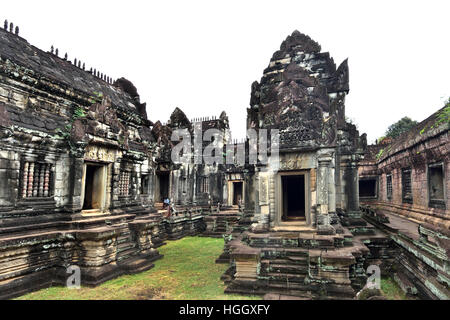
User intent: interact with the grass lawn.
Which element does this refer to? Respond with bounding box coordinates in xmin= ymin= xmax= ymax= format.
xmin=15 ymin=236 xmax=411 ymax=300
xmin=17 ymin=236 xmax=261 ymax=300
xmin=381 ymin=277 xmax=411 ymax=300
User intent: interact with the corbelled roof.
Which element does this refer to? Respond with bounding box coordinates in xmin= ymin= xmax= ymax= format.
xmin=379 ymin=103 xmax=450 ymax=162
xmin=0 ymin=27 xmax=142 ymax=116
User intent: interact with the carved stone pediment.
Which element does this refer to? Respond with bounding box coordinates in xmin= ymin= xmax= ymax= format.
xmin=279 ymin=152 xmax=316 ymax=171
xmin=84 ymin=145 xmax=117 ymax=162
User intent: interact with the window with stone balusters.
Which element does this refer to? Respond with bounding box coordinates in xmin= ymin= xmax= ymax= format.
xmin=428 ymin=162 xmax=445 ymax=209
xmin=401 ymin=168 xmax=413 ymax=204
xmin=21 ymin=162 xmax=53 ymax=198
xmin=386 ymin=174 xmax=393 ymax=200
xmin=198 ymin=176 xmax=209 ymax=194
xmin=118 ymin=171 xmax=131 ymax=196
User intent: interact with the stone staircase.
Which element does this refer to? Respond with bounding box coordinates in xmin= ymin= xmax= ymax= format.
xmin=202 ymin=207 xmax=241 ymax=238
xmin=339 ymin=210 xmax=377 ymax=236
xmin=223 ymin=228 xmax=370 ymax=299
xmin=112 ymin=220 xmax=139 ymax=262
xmin=216 ymin=209 xmax=257 ymax=264
xmin=259 ymin=248 xmax=310 ymax=292
xmin=154 ymin=202 xmax=164 ymax=211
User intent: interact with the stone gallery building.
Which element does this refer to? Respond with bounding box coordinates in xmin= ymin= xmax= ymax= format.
xmin=358 ymin=106 xmax=449 ymax=299
xmin=0 ymin=23 xmax=448 ymax=299
xmin=0 ymin=23 xmax=165 ymax=298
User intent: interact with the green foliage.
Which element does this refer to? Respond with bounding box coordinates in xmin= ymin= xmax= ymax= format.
xmin=375 ymin=148 xmax=384 ymax=160
xmin=88 ymin=91 xmax=104 ymax=104
xmin=420 ymin=98 xmax=449 ymax=135
xmin=380 ymin=277 xmax=410 ymax=300
xmin=385 ymin=117 xmax=418 ymax=139
xmin=73 ymin=106 xmax=87 ymax=120
xmin=375 ymin=144 xmax=391 ymax=161
xmin=118 ymin=135 xmax=125 ymax=146
xmin=54 ymin=124 xmax=72 ymax=139
xmin=16 ymin=237 xmax=260 ymax=300
xmin=433 ymin=102 xmax=450 ymax=128
xmin=54 ymin=123 xmax=76 ymax=151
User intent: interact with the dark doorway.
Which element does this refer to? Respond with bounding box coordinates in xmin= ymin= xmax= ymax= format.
xmin=157 ymin=172 xmax=170 ymax=202
xmin=282 ymin=175 xmax=306 ymax=221
xmin=233 ymin=182 xmax=243 ymax=205
xmin=83 ymin=164 xmax=105 ymax=210
xmin=359 ymin=179 xmax=377 ymax=198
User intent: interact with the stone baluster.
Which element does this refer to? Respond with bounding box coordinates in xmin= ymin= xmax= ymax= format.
xmin=27 ymin=162 xmax=34 ymax=198
xmin=43 ymin=164 xmax=50 ymax=197
xmin=38 ymin=164 xmax=45 ymax=197
xmin=22 ymin=162 xmax=29 ymax=198
xmin=32 ymin=164 xmax=39 ymax=197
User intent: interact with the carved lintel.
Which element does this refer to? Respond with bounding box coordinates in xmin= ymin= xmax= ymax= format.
xmin=84 ymin=145 xmax=116 ymax=162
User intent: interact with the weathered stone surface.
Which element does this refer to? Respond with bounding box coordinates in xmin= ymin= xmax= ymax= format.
xmin=0 ymin=22 xmax=448 ymax=301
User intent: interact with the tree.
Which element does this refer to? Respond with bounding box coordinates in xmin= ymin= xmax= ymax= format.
xmin=385 ymin=117 xmax=418 ymax=139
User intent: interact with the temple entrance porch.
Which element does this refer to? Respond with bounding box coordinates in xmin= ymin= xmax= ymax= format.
xmin=233 ymin=182 xmax=243 ymax=205
xmin=226 ymin=177 xmax=245 ymax=207
xmin=276 ymin=171 xmax=310 ymax=226
xmin=281 ymin=175 xmax=306 ymax=221
xmin=155 ymin=171 xmax=170 ymax=203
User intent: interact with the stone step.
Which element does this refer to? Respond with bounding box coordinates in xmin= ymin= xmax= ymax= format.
xmin=347 ymin=224 xmax=377 ymax=236
xmin=261 ymin=257 xmax=308 ymax=266
xmin=116 ymin=246 xmax=139 ymax=259
xmin=262 ymin=263 xmax=309 ymax=275
xmin=117 ymin=241 xmax=136 ymax=252
xmin=265 ymin=276 xmax=309 ymax=285
xmin=264 ymin=293 xmax=311 ymax=300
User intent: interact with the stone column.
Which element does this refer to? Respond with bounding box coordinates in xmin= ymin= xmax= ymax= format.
xmin=64 ymin=156 xmax=85 ymax=213
xmin=257 ymin=170 xmax=270 ymax=230
xmin=328 ymin=158 xmax=338 ymax=224
xmin=316 ymin=154 xmax=335 ymax=234
xmin=244 ymin=169 xmax=255 ymax=212
xmin=345 ymin=156 xmax=360 ymax=214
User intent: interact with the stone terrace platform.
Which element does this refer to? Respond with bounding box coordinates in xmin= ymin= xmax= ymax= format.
xmin=201 ymin=206 xmax=242 ymax=238
xmin=221 ymin=226 xmax=371 ymax=300
xmin=361 ymin=205 xmax=450 ymax=299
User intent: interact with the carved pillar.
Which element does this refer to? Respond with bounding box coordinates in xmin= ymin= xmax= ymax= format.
xmin=65 ymin=156 xmax=85 ymax=212
xmin=316 ymin=154 xmax=335 ymax=234
xmin=328 ymin=156 xmax=337 ymax=224
xmin=257 ymin=170 xmax=270 ymax=230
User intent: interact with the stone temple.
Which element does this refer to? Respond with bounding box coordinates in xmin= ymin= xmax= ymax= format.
xmin=0 ymin=23 xmax=448 ymax=299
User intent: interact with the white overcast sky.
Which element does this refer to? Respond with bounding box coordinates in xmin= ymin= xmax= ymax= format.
xmin=2 ymin=0 xmax=449 ymax=143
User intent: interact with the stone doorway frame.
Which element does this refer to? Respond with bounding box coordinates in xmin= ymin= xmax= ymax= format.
xmin=227 ymin=180 xmax=245 ymax=206
xmin=155 ymin=170 xmax=171 ymax=203
xmin=275 ymin=170 xmax=311 ymax=226
xmin=80 ymin=161 xmax=109 ymax=215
